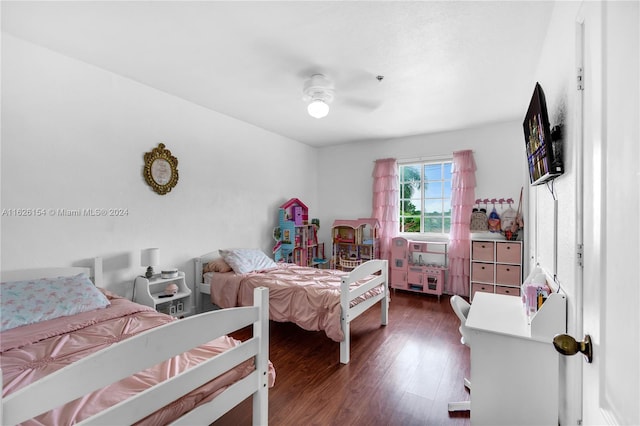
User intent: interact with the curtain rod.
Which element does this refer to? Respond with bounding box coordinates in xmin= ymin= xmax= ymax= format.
xmin=396 ymin=154 xmax=452 ymax=164
xmin=374 ymin=150 xmax=475 ymax=164
xmin=375 ymin=150 xmax=475 ymax=164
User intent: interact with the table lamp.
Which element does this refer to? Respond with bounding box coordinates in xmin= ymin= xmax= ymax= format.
xmin=141 ymin=248 xmax=160 ymax=278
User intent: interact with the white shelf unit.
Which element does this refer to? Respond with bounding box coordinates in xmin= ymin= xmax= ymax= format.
xmin=522 ymin=266 xmax=568 ymax=341
xmin=134 ymin=271 xmax=192 ymax=317
xmin=469 ymin=239 xmax=523 ymax=301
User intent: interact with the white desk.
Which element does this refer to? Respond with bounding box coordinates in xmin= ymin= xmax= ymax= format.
xmin=466 ymin=292 xmax=562 ymax=426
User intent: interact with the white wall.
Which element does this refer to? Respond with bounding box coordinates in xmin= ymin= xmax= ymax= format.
xmin=2 ymin=34 xmax=529 ymax=304
xmin=529 ymin=1 xmax=580 ymax=296
xmin=316 ymin=121 xmax=530 ymax=248
xmin=528 ymin=2 xmax=582 ymax=424
xmin=1 ymin=35 xmax=319 ymax=301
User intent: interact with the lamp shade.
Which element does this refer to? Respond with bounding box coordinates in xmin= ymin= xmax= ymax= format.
xmin=141 ymin=248 xmax=160 ymax=267
xmin=307 ymin=99 xmax=329 ymax=119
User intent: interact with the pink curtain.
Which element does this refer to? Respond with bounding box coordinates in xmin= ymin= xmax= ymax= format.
xmin=372 ymin=158 xmax=399 ymax=262
xmin=447 ymin=150 xmax=476 ymax=296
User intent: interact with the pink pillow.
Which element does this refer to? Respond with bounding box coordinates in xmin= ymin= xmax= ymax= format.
xmin=204 ymin=258 xmax=233 ymax=273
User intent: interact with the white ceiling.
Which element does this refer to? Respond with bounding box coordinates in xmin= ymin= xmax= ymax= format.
xmin=2 ymin=1 xmax=555 ymax=147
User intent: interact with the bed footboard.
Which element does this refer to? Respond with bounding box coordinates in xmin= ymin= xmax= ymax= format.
xmin=339 ymin=259 xmax=389 ymax=364
xmin=1 ymin=287 xmax=270 ymax=426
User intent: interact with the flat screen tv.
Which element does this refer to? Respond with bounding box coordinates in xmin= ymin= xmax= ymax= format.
xmin=523 ymin=82 xmax=564 ymax=185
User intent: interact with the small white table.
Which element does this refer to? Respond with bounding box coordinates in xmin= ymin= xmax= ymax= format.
xmin=134 ymin=271 xmax=192 ymax=317
xmin=465 ymin=292 xmax=561 ymax=426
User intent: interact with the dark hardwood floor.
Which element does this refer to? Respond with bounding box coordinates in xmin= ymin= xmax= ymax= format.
xmin=215 ymin=291 xmax=471 ymax=426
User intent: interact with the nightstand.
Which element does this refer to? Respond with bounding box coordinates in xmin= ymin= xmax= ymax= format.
xmin=133 ymin=271 xmax=192 ymax=317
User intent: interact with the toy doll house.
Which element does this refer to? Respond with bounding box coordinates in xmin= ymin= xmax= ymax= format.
xmin=331 ymin=218 xmax=380 ymax=270
xmin=273 ymin=198 xmax=325 ymax=267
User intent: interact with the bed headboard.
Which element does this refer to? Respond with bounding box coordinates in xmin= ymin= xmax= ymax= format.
xmin=1 ymin=257 xmax=103 ymax=286
xmin=194 ymin=251 xmax=219 ymax=283
xmin=193 ymin=252 xmax=221 ymax=312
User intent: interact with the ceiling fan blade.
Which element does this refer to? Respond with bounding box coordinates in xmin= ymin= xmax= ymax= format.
xmin=340 ymin=96 xmax=383 ymax=111
xmin=336 ymin=69 xmax=383 ymax=91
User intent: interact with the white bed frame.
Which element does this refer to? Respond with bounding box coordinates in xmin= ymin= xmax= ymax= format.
xmin=195 ymin=253 xmax=389 ymax=364
xmin=1 ymin=259 xmax=270 ymax=425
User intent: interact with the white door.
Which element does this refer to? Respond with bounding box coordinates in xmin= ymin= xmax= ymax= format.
xmin=578 ymin=1 xmax=639 ymax=424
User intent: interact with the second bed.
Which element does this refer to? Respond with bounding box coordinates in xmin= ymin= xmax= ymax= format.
xmin=195 ymin=251 xmax=389 ymax=364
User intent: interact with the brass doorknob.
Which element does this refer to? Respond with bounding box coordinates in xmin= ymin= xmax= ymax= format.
xmin=553 ymin=334 xmax=593 ymax=363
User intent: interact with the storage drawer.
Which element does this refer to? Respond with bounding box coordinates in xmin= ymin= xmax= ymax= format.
xmin=495 ymin=264 xmax=521 ymax=285
xmin=496 ymin=242 xmax=521 ymax=263
xmin=472 ymin=241 xmax=494 ymax=262
xmin=471 ymin=283 xmax=494 ymax=299
xmin=496 ymin=285 xmax=520 ymax=297
xmin=471 ymin=262 xmax=494 ymax=282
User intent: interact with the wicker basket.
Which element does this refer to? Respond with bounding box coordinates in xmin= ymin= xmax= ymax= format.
xmin=339 ymin=258 xmax=363 ymax=269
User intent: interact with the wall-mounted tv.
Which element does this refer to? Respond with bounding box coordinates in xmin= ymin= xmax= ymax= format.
xmin=523 ymin=82 xmax=564 ymax=186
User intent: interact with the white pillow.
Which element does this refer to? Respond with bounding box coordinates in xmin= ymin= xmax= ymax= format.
xmin=219 ymin=248 xmax=277 ymax=274
xmin=1 ymin=273 xmax=110 ymax=331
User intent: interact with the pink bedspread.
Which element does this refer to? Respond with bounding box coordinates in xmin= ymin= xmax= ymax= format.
xmin=206 ymin=263 xmax=383 ymax=342
xmin=1 ymin=294 xmax=275 ymax=425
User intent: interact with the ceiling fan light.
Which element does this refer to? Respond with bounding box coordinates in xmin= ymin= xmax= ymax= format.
xmin=308 ymin=99 xmax=329 ymax=119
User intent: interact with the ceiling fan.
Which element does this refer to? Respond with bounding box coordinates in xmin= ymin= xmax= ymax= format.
xmin=302 ymin=74 xmax=334 ymax=119
xmin=251 ymin=42 xmax=384 ymax=118
xmin=301 ymin=73 xmax=384 ymax=119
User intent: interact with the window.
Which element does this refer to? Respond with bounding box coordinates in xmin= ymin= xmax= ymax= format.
xmin=399 ymin=160 xmax=453 ymax=234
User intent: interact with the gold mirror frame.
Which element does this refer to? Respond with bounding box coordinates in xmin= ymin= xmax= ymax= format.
xmin=143 ymin=143 xmax=179 ymax=195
